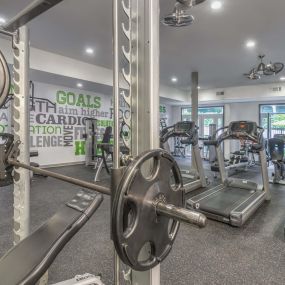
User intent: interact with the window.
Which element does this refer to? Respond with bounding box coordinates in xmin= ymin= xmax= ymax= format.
xmin=260 ymin=104 xmax=285 ymax=139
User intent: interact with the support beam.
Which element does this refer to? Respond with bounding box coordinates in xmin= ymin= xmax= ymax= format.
xmin=4 ymin=0 xmax=64 ymax=32
xmin=191 ymin=72 xmax=199 ymax=170
xmin=191 ymin=71 xmax=199 ymax=124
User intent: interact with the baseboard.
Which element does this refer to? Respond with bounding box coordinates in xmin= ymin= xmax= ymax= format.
xmin=40 ymin=161 xmax=85 ymax=169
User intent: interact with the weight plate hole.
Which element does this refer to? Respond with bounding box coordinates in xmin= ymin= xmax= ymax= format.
xmin=168 ymin=218 xmax=176 ymax=239
xmin=0 ymin=137 xmax=7 ymax=144
xmin=123 ymin=201 xmax=137 ymax=238
xmin=169 ymin=167 xmax=181 ymax=191
xmin=138 ymin=241 xmax=154 ymax=263
xmin=140 ymin=156 xmax=160 ymax=181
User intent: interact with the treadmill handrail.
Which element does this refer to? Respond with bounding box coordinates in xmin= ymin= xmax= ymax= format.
xmin=211 ymin=126 xmax=229 ymax=140
xmin=160 ymin=122 xmax=199 ymax=145
xmin=213 ymin=124 xmax=265 ymax=150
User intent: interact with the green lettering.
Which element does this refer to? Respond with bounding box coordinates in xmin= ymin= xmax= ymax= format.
xmin=56 ymin=90 xmax=67 ymax=104
xmin=94 ymin=96 xmax=101 ymax=108
xmin=76 ymin=94 xmax=87 ymax=107
xmin=67 ymin=92 xmax=76 ymax=105
xmin=75 ymin=141 xmax=86 ymax=156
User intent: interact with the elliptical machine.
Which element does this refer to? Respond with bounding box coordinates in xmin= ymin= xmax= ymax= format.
xmin=160 ymin=121 xmax=208 ymax=193
xmin=268 ymin=134 xmax=285 ymax=185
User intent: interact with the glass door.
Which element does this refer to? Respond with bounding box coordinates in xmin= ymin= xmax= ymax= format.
xmin=181 ymin=106 xmax=224 ymax=156
xmin=198 ymin=114 xmax=223 ymax=138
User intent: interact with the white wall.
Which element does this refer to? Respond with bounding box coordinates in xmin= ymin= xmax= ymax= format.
xmin=29 ymin=82 xmax=113 ymax=166
xmin=199 ymin=83 xmax=285 ymax=104
xmin=0 ymin=37 xmax=185 ymax=102
xmin=0 ymin=81 xmax=173 ymax=166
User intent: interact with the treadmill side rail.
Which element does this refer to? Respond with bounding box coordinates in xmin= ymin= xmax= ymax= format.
xmin=226 ymin=178 xmax=261 ymax=191
xmin=184 ymin=179 xmax=204 ymax=193
xmin=231 ymin=191 xmax=266 ymax=227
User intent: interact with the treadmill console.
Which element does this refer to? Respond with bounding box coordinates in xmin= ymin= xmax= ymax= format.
xmin=228 ymin=121 xmax=258 ymax=137
xmin=160 ymin=121 xmax=198 ymax=146
xmin=174 ymin=121 xmax=196 ymax=135
xmin=274 ymin=134 xmax=285 ymax=142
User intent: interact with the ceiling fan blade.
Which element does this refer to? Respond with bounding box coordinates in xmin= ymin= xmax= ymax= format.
xmin=162 ymin=10 xmax=194 ymax=27
xmin=263 ymin=67 xmax=275 ymax=76
xmin=273 ymin=62 xmax=284 ymax=74
xmin=177 ymin=0 xmax=206 ymax=7
xmin=244 ymin=69 xmax=261 ymax=80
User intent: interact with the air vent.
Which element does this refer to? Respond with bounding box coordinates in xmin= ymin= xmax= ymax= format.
xmin=272 ymin=87 xmax=282 ymax=92
xmin=216 ymin=91 xmax=225 ymax=96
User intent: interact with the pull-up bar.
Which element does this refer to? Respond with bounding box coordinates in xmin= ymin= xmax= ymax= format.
xmin=4 ymin=0 xmax=64 ymax=32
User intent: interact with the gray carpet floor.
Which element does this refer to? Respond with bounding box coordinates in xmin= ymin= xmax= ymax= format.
xmin=0 ymin=161 xmax=285 ymax=285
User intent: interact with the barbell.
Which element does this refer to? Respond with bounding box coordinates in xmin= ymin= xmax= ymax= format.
xmin=0 ymin=134 xmax=206 ymax=271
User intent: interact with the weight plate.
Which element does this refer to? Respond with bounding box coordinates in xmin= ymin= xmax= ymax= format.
xmin=0 ymin=50 xmax=10 ymax=109
xmin=0 ymin=133 xmax=14 ymax=186
xmin=112 ymin=149 xmax=183 ymax=271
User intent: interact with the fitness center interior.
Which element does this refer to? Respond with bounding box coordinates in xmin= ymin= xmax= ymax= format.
xmin=0 ymin=0 xmax=285 ymax=284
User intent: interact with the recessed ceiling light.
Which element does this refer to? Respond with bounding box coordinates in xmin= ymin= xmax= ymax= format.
xmin=198 ymin=86 xmax=201 ymax=89
xmin=171 ymin=77 xmax=178 ymax=83
xmin=211 ymin=1 xmax=222 ymax=10
xmin=245 ymin=40 xmax=256 ymax=49
xmin=0 ymin=17 xmax=6 ymax=25
xmin=280 ymin=77 xmax=285 ymax=81
xmin=85 ymin=47 xmax=94 ymax=55
xmin=77 ymin=83 xmax=83 ymax=88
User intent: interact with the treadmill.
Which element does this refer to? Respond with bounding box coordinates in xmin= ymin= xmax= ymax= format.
xmin=187 ymin=121 xmax=271 ymax=227
xmin=160 ymin=121 xmax=208 ymax=193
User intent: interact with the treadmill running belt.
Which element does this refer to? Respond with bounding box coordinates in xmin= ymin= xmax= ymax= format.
xmin=198 ymin=187 xmax=254 ymax=218
xmin=182 ymin=175 xmax=195 ymax=185
xmin=170 ymin=174 xmax=195 ymax=186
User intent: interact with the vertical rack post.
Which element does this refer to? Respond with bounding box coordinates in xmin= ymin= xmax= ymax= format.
xmin=112 ymin=0 xmax=122 ymax=284
xmin=12 ymin=26 xmax=30 ymax=244
xmin=113 ymin=0 xmax=120 ymax=170
xmin=130 ymin=0 xmax=160 ymax=283
xmin=113 ymin=0 xmax=160 ymax=283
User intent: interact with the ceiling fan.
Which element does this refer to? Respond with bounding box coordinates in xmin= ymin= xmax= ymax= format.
xmin=244 ymin=55 xmax=284 ymax=80
xmin=244 ymin=69 xmax=261 ymax=80
xmin=162 ymin=0 xmax=207 ymax=27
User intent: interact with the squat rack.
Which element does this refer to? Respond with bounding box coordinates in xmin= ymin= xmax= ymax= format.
xmin=0 ymin=1 xmax=184 ymax=285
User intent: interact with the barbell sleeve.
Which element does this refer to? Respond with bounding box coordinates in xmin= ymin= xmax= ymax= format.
xmin=156 ymin=202 xmax=207 ymax=228
xmin=8 ymin=159 xmax=111 ymax=196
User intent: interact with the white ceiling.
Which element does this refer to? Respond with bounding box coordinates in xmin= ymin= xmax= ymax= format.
xmin=1 ymin=0 xmax=285 ymax=90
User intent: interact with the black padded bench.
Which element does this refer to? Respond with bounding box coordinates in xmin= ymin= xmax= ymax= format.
xmin=0 ymin=189 xmax=103 ymax=285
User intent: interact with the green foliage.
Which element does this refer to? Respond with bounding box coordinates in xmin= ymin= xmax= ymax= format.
xmin=271 ymin=114 xmax=285 ymax=129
